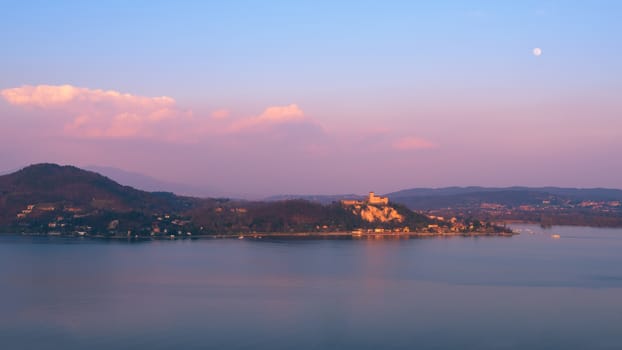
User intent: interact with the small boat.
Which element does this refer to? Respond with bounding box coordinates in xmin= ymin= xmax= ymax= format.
xmin=238 ymin=235 xmax=244 ymax=239
xmin=551 ymin=234 xmax=561 ymax=239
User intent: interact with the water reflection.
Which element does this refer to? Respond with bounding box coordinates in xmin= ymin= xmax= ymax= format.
xmin=1 ymin=225 xmax=622 ymax=349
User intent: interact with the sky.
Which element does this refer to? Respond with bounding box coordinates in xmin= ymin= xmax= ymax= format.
xmin=1 ymin=0 xmax=621 ymax=197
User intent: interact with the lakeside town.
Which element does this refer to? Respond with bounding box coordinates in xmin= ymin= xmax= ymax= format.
xmin=5 ymin=164 xmax=622 ymax=240
xmin=425 ymin=197 xmax=622 ymax=228
xmin=7 ymin=187 xmax=514 ymax=239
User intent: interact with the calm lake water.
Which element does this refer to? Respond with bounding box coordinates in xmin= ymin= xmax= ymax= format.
xmin=1 ymin=225 xmax=622 ymax=349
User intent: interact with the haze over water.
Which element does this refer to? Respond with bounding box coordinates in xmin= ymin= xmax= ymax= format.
xmin=2 ymin=224 xmax=622 ymax=349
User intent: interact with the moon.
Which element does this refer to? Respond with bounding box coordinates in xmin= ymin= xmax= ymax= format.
xmin=533 ymin=47 xmax=542 ymax=57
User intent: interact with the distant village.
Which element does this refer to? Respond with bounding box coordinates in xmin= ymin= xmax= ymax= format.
xmin=9 ymin=191 xmax=514 ymax=239
xmin=3 ymin=164 xmax=621 ymax=238
xmin=427 ymin=198 xmax=622 ymax=228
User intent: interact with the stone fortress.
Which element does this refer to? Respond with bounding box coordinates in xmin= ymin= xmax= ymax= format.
xmin=341 ymin=192 xmax=389 ymax=207
xmin=340 ymin=192 xmax=401 ymax=224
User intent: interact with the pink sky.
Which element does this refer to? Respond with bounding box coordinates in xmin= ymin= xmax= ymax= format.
xmin=2 ymin=2 xmax=621 ymax=197
xmin=1 ymin=83 xmax=620 ymax=197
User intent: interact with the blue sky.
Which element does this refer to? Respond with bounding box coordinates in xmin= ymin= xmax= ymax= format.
xmin=3 ymin=1 xmax=620 ymax=101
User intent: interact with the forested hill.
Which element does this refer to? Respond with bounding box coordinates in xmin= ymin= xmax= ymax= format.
xmin=0 ymin=163 xmax=200 ymax=222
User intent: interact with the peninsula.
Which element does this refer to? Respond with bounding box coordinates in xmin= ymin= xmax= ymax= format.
xmin=0 ymin=164 xmax=513 ymax=239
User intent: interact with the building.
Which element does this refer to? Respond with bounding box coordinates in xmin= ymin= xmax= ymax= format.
xmin=341 ymin=199 xmax=362 ymax=206
xmin=341 ymin=191 xmax=389 ymax=206
xmin=367 ymin=192 xmax=389 ymax=205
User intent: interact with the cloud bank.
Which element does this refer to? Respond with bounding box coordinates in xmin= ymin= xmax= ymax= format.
xmin=1 ymin=85 xmax=326 ymax=142
xmin=2 ymin=84 xmax=191 ymax=140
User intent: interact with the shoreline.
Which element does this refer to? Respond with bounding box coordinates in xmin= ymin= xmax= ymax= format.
xmin=4 ymin=230 xmax=518 ymax=241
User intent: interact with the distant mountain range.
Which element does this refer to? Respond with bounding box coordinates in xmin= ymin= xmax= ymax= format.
xmin=265 ymin=194 xmax=366 ymax=205
xmin=386 ymin=187 xmax=622 ymax=210
xmin=265 ymin=187 xmax=622 ymax=209
xmin=387 ymin=186 xmax=622 ymax=200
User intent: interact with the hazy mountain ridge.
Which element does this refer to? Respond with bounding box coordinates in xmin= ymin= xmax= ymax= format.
xmin=85 ymin=165 xmax=218 ymax=198
xmin=385 ymin=187 xmax=622 ymax=210
xmin=383 ymin=186 xmax=622 ymax=228
xmin=264 ymin=194 xmax=366 ymax=204
xmin=265 ymin=187 xmax=622 ymax=210
xmin=387 ymin=186 xmax=622 ymax=201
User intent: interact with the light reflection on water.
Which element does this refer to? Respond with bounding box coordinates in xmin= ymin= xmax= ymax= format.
xmin=1 ymin=224 xmax=622 ymax=349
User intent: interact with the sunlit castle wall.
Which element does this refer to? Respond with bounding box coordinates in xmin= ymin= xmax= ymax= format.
xmin=368 ymin=192 xmax=389 ymax=205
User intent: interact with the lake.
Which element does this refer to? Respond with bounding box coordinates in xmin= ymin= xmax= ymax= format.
xmin=1 ymin=224 xmax=622 ymax=349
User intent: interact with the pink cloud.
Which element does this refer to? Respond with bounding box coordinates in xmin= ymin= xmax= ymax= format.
xmin=1 ymin=85 xmax=438 ymax=163
xmin=1 ymin=87 xmax=316 ymax=142
xmin=1 ymin=84 xmax=81 ymax=107
xmin=229 ymin=104 xmax=305 ymax=131
xmin=392 ymin=137 xmax=437 ymax=150
xmin=211 ymin=108 xmax=230 ymax=119
xmin=1 ymin=84 xmax=194 ymax=140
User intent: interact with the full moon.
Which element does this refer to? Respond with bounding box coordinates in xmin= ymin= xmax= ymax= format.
xmin=533 ymin=47 xmax=542 ymax=56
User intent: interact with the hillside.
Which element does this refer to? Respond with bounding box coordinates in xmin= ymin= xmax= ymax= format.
xmin=85 ymin=165 xmax=218 ymax=198
xmin=0 ymin=164 xmax=201 ymax=226
xmin=186 ymin=198 xmax=433 ymax=235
